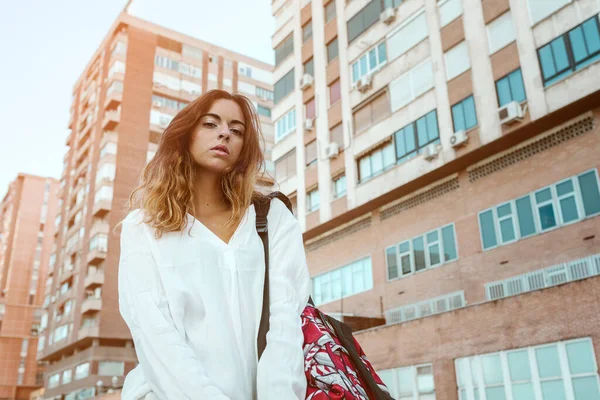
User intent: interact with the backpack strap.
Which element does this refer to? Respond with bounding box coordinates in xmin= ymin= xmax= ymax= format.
xmin=254 ymin=191 xmax=293 ymax=360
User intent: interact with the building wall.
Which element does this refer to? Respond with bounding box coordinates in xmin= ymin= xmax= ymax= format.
xmin=0 ymin=175 xmax=59 ymax=400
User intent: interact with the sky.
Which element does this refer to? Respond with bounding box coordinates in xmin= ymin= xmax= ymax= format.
xmin=0 ymin=0 xmax=275 ymax=195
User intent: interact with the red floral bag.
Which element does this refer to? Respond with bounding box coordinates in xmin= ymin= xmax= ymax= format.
xmin=254 ymin=192 xmax=394 ymax=400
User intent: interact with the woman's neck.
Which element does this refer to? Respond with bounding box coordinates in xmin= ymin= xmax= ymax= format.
xmin=192 ymin=171 xmax=229 ymax=216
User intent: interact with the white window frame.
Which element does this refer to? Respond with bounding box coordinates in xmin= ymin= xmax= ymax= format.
xmin=275 ymin=108 xmax=296 ymax=142
xmin=385 ymin=223 xmax=459 ymax=281
xmin=456 ymin=337 xmax=600 ymax=400
xmin=312 ymin=256 xmax=373 ymax=306
xmin=351 ymin=41 xmax=387 ymax=83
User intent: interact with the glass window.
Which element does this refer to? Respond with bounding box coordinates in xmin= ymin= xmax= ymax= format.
xmin=99 ymin=361 xmax=125 ymax=376
xmin=445 ymin=41 xmax=470 ymax=80
xmin=307 ymin=188 xmax=320 ymax=212
xmin=305 ymin=140 xmax=317 ymax=166
xmin=516 ymin=195 xmax=536 ymax=237
xmin=441 ymin=225 xmax=457 ymax=262
xmin=275 ymin=35 xmax=294 ymax=66
xmin=304 ymin=58 xmax=314 ymax=76
xmin=75 ymin=362 xmax=90 ymax=380
xmin=330 ymin=124 xmax=344 ymax=145
xmin=351 ymin=41 xmax=387 ymax=83
xmin=325 ymin=1 xmax=336 ymax=22
xmin=333 ymin=175 xmax=347 ymax=198
xmin=353 ymin=92 xmax=390 ymax=133
xmin=394 ymin=110 xmax=439 ymax=162
xmin=479 ymin=210 xmax=498 ymax=250
xmin=329 ymin=80 xmax=341 ymax=104
xmin=327 ymin=38 xmax=339 ymax=62
xmin=305 ymin=98 xmax=316 ymax=119
xmin=274 ymin=149 xmax=296 ymax=181
xmin=303 ymin=21 xmax=313 ymax=43
xmin=274 ymin=69 xmax=295 ymax=104
xmin=496 ymin=68 xmax=526 ymax=106
xmin=538 ymin=16 xmax=600 ymax=86
xmin=257 ymin=105 xmax=271 ymax=118
xmin=578 ymin=170 xmax=600 ymax=216
xmin=451 ymin=95 xmax=477 ymax=132
xmin=347 ymin=0 xmax=381 ymax=43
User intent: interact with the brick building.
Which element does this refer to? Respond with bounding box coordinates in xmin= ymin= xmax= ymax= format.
xmin=0 ymin=174 xmax=59 ymax=400
xmin=270 ymin=0 xmax=600 ymax=398
xmin=37 ymin=8 xmax=276 ymax=400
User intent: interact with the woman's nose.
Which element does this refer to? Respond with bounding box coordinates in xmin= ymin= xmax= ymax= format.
xmin=218 ymin=124 xmax=231 ymax=139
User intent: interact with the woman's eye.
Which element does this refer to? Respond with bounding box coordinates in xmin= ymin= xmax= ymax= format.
xmin=231 ymin=128 xmax=243 ymax=136
xmin=203 ymin=121 xmax=217 ymax=128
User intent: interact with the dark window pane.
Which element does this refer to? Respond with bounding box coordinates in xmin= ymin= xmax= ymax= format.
xmin=274 ymin=69 xmax=295 ymax=104
xmin=327 ymin=38 xmax=339 ymax=62
xmin=452 ymin=102 xmax=465 ymax=132
xmin=578 ymin=171 xmax=600 ymax=216
xmin=508 ymin=69 xmax=526 ymax=103
xmin=275 ymin=35 xmax=294 ymax=66
xmin=496 ymin=77 xmax=511 ymax=106
xmin=539 ymin=45 xmax=557 ymax=80
xmin=538 ymin=204 xmax=557 ymax=230
xmin=378 ymin=42 xmax=387 ymax=64
xmin=551 ymin=37 xmax=570 ymax=72
xmin=463 ymin=96 xmax=477 ymax=129
xmin=582 ymin=18 xmax=600 ymax=55
xmin=395 ymin=128 xmax=407 ymax=158
xmin=569 ymin=26 xmax=588 ymax=63
xmin=479 ymin=210 xmax=497 ymax=250
xmin=386 ymin=247 xmax=398 ymax=280
xmin=412 ymin=236 xmax=426 ymax=271
xmin=416 ymin=116 xmax=428 ymax=147
xmin=405 ymin=124 xmax=416 ymax=154
xmin=347 ymin=0 xmax=381 ymax=43
xmin=442 ymin=225 xmax=457 ymax=262
xmin=516 ymin=196 xmax=537 ymax=237
xmin=426 ymin=111 xmax=439 ymax=142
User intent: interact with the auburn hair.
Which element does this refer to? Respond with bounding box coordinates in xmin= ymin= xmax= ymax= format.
xmin=128 ymin=90 xmax=268 ymax=237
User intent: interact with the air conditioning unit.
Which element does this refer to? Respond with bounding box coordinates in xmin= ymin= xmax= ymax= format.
xmin=325 ymin=142 xmax=340 ymax=159
xmin=300 ymin=74 xmax=314 ymax=90
xmin=498 ymin=101 xmax=524 ymax=125
xmin=380 ymin=7 xmax=396 ymax=24
xmin=422 ymin=143 xmax=439 ymax=161
xmin=357 ymin=74 xmax=373 ymax=93
xmin=450 ymin=130 xmax=468 ymax=148
xmin=304 ymin=118 xmax=314 ymax=131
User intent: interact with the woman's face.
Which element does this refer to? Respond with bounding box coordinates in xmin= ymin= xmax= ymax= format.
xmin=189 ymin=99 xmax=246 ymax=175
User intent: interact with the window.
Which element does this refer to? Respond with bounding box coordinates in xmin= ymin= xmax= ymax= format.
xmin=178 ymin=62 xmax=202 ymax=78
xmin=106 ymin=80 xmax=123 ymax=95
xmin=302 ymin=100 xmax=315 ymax=124
xmin=89 ymin=234 xmax=108 ymax=253
xmin=325 ymin=1 xmax=336 ymax=23
xmin=152 ymin=95 xmax=187 ymax=110
xmin=154 ymin=55 xmax=179 ymax=71
xmin=303 ymin=21 xmax=313 ymax=42
xmin=451 ymin=95 xmax=477 ymax=132
xmin=150 ymin=110 xmax=175 ymax=128
xmin=526 ymin=0 xmax=572 ymax=26
xmin=312 ymin=257 xmax=373 ymax=305
xmin=456 ymin=338 xmax=600 ymax=400
xmin=182 ymin=44 xmax=203 ymax=60
xmin=438 ymin=0 xmax=462 ymax=27
xmin=238 ymin=81 xmax=256 ymax=96
xmin=445 ymin=41 xmax=470 ymax=80
xmin=99 ymin=361 xmax=125 ymax=376
xmin=333 ymin=175 xmax=347 ymax=198
xmin=100 ymin=142 xmax=117 ymax=158
xmin=108 ymin=61 xmax=126 ymax=78
xmin=95 ymin=163 xmax=115 ymax=184
xmin=478 ymin=169 xmax=600 ymax=251
xmin=389 ymin=59 xmax=434 ymax=112
xmin=257 ymin=105 xmax=271 ymax=117
xmin=48 ymin=373 xmax=60 ymax=388
xmin=495 ymin=68 xmax=527 ymax=107
xmin=347 ymin=0 xmax=381 ymax=43
xmin=153 ymin=72 xmax=180 ymax=91
xmin=487 ymin=12 xmax=516 ymax=54
xmin=351 ymin=42 xmax=387 ymax=83
xmin=307 ymin=188 xmax=320 ymax=212
xmin=275 ymin=149 xmax=296 ymax=181
xmin=378 ymin=364 xmax=435 ymax=399
xmin=329 ymin=80 xmax=341 ymax=105
xmin=275 ymin=35 xmax=294 ymax=66
xmin=239 ymin=64 xmax=252 ymax=78
xmin=327 ymin=38 xmax=339 ymax=62
xmin=62 ymin=369 xmax=72 ymax=385
xmin=275 ymin=108 xmax=296 ymax=142
xmin=330 ymin=124 xmax=344 ymax=145
xmin=274 ymin=69 xmax=295 ymax=104
xmin=305 ymin=140 xmax=317 ymax=166
xmin=353 ymin=92 xmax=390 ymax=133
xmin=387 ymin=9 xmax=428 ymax=61
xmin=538 ymin=16 xmax=600 ymax=87
xmin=358 ymin=142 xmax=395 ymax=182
xmin=386 ymin=223 xmax=458 ymax=280
xmin=37 ymin=335 xmax=45 ymax=352
xmin=75 ymin=362 xmax=90 ymax=380
xmin=181 ymin=80 xmax=201 ymax=95
xmin=94 ymin=186 xmax=113 ymax=204
xmin=304 ymin=59 xmax=314 ymax=76
xmin=393 ymin=110 xmax=440 ymax=163
xmin=111 ymin=41 xmax=127 ymax=57
xmin=256 ymin=87 xmax=274 ymax=101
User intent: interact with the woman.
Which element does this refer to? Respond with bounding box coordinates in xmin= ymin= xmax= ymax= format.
xmin=118 ymin=90 xmax=311 ymax=400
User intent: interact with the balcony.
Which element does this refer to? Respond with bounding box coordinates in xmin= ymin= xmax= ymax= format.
xmin=78 ymin=324 xmax=99 ymax=340
xmin=104 ymin=82 xmax=123 ymax=110
xmin=102 ymin=109 xmax=121 ymax=131
xmin=81 ymin=297 xmax=102 ymax=314
xmin=92 ymin=198 xmax=112 ymax=218
xmin=84 ymin=272 xmax=104 ymax=289
xmin=87 ymin=246 xmax=107 ymax=265
xmin=90 ymin=221 xmax=109 ymax=237
xmin=56 ymin=288 xmax=73 ymax=308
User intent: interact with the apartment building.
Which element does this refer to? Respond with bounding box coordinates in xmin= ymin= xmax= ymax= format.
xmin=271 ymin=0 xmax=600 ymax=398
xmin=37 ymin=9 xmax=276 ymax=400
xmin=0 ymin=174 xmax=59 ymax=400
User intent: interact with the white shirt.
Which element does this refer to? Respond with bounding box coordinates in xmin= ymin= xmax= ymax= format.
xmin=118 ymin=199 xmax=311 ymax=400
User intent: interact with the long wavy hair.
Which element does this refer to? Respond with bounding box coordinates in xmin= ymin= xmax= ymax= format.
xmin=129 ymin=90 xmax=267 ymax=237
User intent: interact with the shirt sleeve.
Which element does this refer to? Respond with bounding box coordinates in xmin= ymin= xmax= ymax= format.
xmin=118 ymin=214 xmax=230 ymax=400
xmin=256 ymin=199 xmax=312 ymax=400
